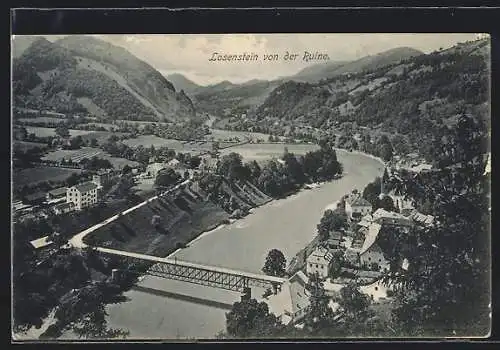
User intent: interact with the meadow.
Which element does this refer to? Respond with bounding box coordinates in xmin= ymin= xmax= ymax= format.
xmin=14 ymin=166 xmax=83 ymax=187
xmin=123 ymin=135 xmax=212 ymax=154
xmin=42 ymin=147 xmax=140 ymax=170
xmin=219 ymin=143 xmax=320 ymax=163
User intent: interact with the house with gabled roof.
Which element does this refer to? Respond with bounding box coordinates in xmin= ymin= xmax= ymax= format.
xmin=306 ymin=246 xmax=334 ymax=278
xmin=67 ymin=181 xmax=99 ymax=210
xmin=345 ymin=195 xmax=373 ymax=220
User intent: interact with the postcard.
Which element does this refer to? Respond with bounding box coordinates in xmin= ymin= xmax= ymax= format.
xmin=11 ymin=32 xmax=491 ymax=341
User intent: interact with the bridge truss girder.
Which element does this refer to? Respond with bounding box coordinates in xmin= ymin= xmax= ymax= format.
xmin=146 ymin=262 xmax=281 ymax=293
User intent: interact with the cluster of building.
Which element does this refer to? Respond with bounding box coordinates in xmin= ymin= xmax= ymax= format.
xmin=13 ymin=169 xmax=116 ymax=222
xmin=267 ymin=171 xmax=435 ymax=326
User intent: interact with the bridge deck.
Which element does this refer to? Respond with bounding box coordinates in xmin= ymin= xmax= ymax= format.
xmin=96 ymin=246 xmax=286 ymax=284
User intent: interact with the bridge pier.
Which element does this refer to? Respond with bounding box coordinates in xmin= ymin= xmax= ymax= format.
xmin=241 ymin=287 xmax=251 ymax=301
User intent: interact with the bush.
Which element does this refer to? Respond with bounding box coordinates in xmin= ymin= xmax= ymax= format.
xmin=175 ymin=242 xmax=187 ymax=249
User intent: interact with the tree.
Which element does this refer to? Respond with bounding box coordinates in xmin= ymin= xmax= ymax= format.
xmin=304 ymin=272 xmax=336 ymax=334
xmin=122 ymin=164 xmax=132 ymax=175
xmin=66 ymin=172 xmax=80 ymax=187
xmin=375 ymin=195 xmax=398 ymax=212
xmin=225 ymin=298 xmax=283 ymax=338
xmin=317 ymin=209 xmax=347 ymax=241
xmin=55 ymin=125 xmax=70 ymax=138
xmin=155 ymin=168 xmax=180 ymax=188
xmin=262 ymin=249 xmax=287 ymax=277
xmin=336 ymin=282 xmax=373 ymax=335
xmin=328 ymin=250 xmax=344 ymax=279
xmin=384 ymin=114 xmax=490 ymax=337
xmin=151 ymin=215 xmax=162 ymax=229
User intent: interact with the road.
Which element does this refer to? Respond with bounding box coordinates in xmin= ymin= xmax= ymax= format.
xmin=68 ymin=176 xmax=192 ymax=249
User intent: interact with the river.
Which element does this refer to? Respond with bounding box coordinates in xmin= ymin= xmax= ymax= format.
xmin=101 ymin=149 xmax=384 ymax=339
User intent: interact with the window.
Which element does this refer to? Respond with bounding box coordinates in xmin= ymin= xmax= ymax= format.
xmin=316 ymin=264 xmax=318 ymax=268
xmin=375 ymin=286 xmax=378 ymax=291
xmin=368 ymin=257 xmax=371 ymax=261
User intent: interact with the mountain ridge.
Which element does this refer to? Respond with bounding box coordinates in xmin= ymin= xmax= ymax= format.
xmin=13 ymin=35 xmax=196 ymax=122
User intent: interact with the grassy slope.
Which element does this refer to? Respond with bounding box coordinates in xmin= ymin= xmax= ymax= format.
xmin=85 ymin=190 xmax=229 ymax=256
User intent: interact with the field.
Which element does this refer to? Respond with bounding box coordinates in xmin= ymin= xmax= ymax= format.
xmin=220 ymin=143 xmax=319 ymax=162
xmin=24 ymin=127 xmax=128 ymax=143
xmin=206 ymin=129 xmax=271 ymax=143
xmin=14 ymin=166 xmax=82 ymax=187
xmin=79 ymin=123 xmax=120 ymax=131
xmin=13 ymin=141 xmax=48 ymax=152
xmin=123 ymin=135 xmax=212 ymax=154
xmin=18 ymin=117 xmax=66 ymax=124
xmin=42 ymin=147 xmax=140 ymax=169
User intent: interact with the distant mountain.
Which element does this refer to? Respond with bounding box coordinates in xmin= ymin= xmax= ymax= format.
xmin=13 ymin=35 xmax=196 ymax=122
xmin=292 ymin=47 xmax=424 ymax=83
xmin=166 ymin=73 xmax=201 ymax=94
xmin=242 ymin=38 xmax=489 ymax=160
xmin=191 ymin=47 xmax=425 ymax=117
xmin=11 ymin=36 xmax=40 ymax=58
xmin=193 ymin=79 xmax=283 ymax=116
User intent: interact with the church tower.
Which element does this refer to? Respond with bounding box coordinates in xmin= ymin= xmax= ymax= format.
xmin=379 ymin=167 xmax=389 ymax=200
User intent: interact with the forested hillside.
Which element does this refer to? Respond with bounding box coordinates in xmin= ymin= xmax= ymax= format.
xmin=229 ymin=38 xmax=490 ymax=164
xmin=12 ymin=36 xmax=196 ymax=122
xmin=292 ymin=47 xmax=423 ymax=83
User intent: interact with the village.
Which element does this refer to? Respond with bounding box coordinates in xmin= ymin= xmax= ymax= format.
xmin=264 ymin=168 xmax=435 ymax=327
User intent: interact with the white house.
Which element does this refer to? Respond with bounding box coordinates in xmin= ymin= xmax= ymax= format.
xmin=345 ymin=195 xmax=373 ymax=220
xmin=306 ymin=246 xmax=334 ymax=278
xmin=67 ymin=181 xmax=99 ymax=210
xmin=146 ymin=162 xmax=167 ymax=179
xmin=167 ymin=158 xmax=181 ymax=169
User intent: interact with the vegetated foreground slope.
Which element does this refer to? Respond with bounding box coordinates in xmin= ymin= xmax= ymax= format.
xmin=12 ymin=36 xmax=196 ymax=122
xmin=84 ymin=180 xmax=270 ymax=256
xmin=250 ymin=38 xmax=490 ymax=161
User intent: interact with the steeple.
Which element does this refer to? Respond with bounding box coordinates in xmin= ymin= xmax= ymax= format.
xmin=379 ymin=167 xmax=388 ymax=200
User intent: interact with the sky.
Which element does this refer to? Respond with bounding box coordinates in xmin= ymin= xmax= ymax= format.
xmin=42 ymin=33 xmax=484 ymax=85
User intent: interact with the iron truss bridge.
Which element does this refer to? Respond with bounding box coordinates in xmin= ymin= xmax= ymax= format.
xmin=97 ymin=246 xmax=286 ymax=293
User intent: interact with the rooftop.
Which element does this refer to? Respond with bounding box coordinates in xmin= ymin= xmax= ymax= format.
xmin=306 ymin=246 xmax=334 ymax=264
xmin=48 ymin=187 xmax=68 ymax=197
xmin=372 ymin=208 xmax=411 ymax=222
xmin=347 ymin=196 xmax=372 ymax=207
xmin=30 ymin=236 xmax=53 ymax=249
xmin=74 ymin=181 xmax=98 ymax=193
xmin=358 ymin=223 xmax=382 ymax=255
xmin=54 ymin=202 xmax=74 ymax=210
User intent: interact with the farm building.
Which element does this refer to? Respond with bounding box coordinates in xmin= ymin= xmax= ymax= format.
xmin=67 ymin=181 xmax=99 ymax=210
